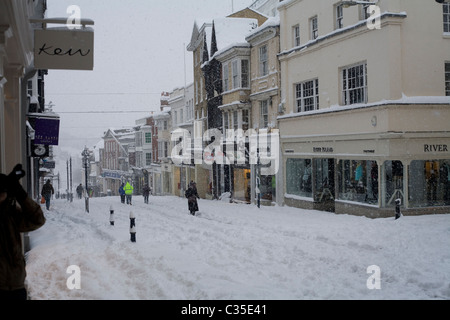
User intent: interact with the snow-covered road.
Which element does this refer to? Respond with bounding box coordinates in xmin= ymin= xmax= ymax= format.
xmin=25 ymin=195 xmax=450 ymax=300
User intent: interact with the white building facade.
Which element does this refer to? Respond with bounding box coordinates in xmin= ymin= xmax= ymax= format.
xmin=278 ymin=0 xmax=450 ymax=217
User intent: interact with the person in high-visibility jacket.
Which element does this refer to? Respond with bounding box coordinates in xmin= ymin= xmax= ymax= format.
xmin=124 ymin=181 xmax=134 ymax=205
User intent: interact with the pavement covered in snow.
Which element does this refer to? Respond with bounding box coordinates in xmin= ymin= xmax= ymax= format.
xmin=25 ymin=195 xmax=450 ymax=300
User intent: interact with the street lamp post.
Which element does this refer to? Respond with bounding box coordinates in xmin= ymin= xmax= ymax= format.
xmin=82 ymin=147 xmax=90 ymax=213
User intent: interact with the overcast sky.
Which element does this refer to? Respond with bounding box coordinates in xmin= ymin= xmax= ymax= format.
xmin=45 ymin=0 xmax=255 ymax=153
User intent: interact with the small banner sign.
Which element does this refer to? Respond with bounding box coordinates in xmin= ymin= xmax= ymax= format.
xmin=34 ymin=118 xmax=60 ymax=146
xmin=34 ymin=28 xmax=94 ymax=70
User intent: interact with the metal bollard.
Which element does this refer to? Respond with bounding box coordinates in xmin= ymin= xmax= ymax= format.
xmin=395 ymin=199 xmax=401 ymax=220
xmin=110 ymin=205 xmax=114 ymax=226
xmin=130 ymin=211 xmax=136 ymax=242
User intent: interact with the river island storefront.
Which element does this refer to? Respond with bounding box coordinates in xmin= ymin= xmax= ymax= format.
xmin=280 ymin=103 xmax=450 ymax=218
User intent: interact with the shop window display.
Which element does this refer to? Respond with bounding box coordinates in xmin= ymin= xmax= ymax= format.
xmin=384 ymin=160 xmax=404 ymax=207
xmin=314 ymin=159 xmax=335 ymax=202
xmin=286 ymin=158 xmax=312 ymax=198
xmin=409 ymin=160 xmax=450 ymax=207
xmin=338 ymin=160 xmax=378 ymax=205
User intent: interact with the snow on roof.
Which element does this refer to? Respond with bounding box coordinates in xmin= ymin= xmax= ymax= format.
xmin=213 ymin=17 xmax=258 ymax=51
xmin=246 ymin=15 xmax=280 ymax=40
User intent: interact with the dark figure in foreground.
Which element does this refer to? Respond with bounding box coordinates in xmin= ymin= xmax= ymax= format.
xmin=0 ymin=164 xmax=46 ymax=300
xmin=185 ymin=181 xmax=200 ymax=216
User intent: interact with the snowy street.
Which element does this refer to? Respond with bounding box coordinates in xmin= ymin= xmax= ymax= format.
xmin=24 ymin=195 xmax=450 ymax=300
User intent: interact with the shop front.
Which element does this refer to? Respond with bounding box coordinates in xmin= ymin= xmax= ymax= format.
xmin=280 ymin=104 xmax=450 ymax=218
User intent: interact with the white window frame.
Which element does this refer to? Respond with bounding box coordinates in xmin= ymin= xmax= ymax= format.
xmin=293 ymin=24 xmax=300 ymax=47
xmin=145 ymin=152 xmax=152 ymax=166
xmin=145 ymin=132 xmax=152 ymax=144
xmin=241 ymin=59 xmax=249 ymax=89
xmin=233 ymin=110 xmax=239 ymax=130
xmin=259 ymin=45 xmax=268 ymax=76
xmin=360 ymin=0 xmax=371 ymax=20
xmin=342 ymin=62 xmax=368 ymax=106
xmin=295 ymin=79 xmax=319 ymax=113
xmin=310 ymin=16 xmax=318 ymax=40
xmin=223 ymin=111 xmax=229 ymax=130
xmin=335 ymin=4 xmax=344 ymax=29
xmin=242 ymin=109 xmax=250 ymax=131
xmin=232 ymin=60 xmax=239 ymax=89
xmin=223 ymin=63 xmax=229 ymax=92
xmin=445 ymin=62 xmax=450 ymax=96
xmin=260 ymin=100 xmax=269 ymax=128
xmin=444 ymin=3 xmax=450 ymax=33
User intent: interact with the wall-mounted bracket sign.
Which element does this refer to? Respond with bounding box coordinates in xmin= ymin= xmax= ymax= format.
xmin=31 ymin=18 xmax=95 ymax=70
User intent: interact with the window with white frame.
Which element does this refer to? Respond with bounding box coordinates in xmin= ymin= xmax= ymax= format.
xmin=444 ymin=3 xmax=450 ymax=33
xmin=145 ymin=152 xmax=152 ymax=166
xmin=241 ymin=60 xmax=249 ymax=88
xmin=200 ymin=79 xmax=203 ymax=102
xmin=360 ymin=0 xmax=371 ymax=20
xmin=259 ymin=45 xmax=268 ymax=76
xmin=158 ymin=141 xmax=169 ymax=159
xmin=145 ymin=132 xmax=152 ymax=144
xmin=293 ymin=24 xmax=300 ymax=47
xmin=242 ymin=109 xmax=250 ymax=131
xmin=310 ymin=16 xmax=318 ymax=40
xmin=295 ymin=79 xmax=319 ymax=112
xmin=232 ymin=60 xmax=239 ymax=89
xmin=335 ymin=4 xmax=344 ymax=29
xmin=260 ymin=100 xmax=269 ymax=128
xmin=223 ymin=111 xmax=229 ymax=130
xmin=136 ymin=132 xmax=143 ymax=147
xmin=445 ymin=62 xmax=450 ymax=96
xmin=342 ymin=63 xmax=368 ymax=105
xmin=233 ymin=110 xmax=238 ymax=130
xmin=223 ymin=63 xmax=229 ymax=91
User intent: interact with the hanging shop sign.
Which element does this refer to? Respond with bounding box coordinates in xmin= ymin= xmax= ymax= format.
xmin=34 ymin=27 xmax=94 ymax=70
xmin=34 ymin=118 xmax=60 ymax=146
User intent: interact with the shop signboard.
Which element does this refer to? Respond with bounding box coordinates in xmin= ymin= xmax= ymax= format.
xmin=34 ymin=118 xmax=60 ymax=146
xmin=34 ymin=27 xmax=94 ymax=70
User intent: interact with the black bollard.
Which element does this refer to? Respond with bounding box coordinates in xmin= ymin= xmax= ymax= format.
xmin=395 ymin=199 xmax=401 ymax=220
xmin=130 ymin=226 xmax=136 ymax=242
xmin=110 ymin=205 xmax=115 ymax=226
xmin=130 ymin=211 xmax=136 ymax=242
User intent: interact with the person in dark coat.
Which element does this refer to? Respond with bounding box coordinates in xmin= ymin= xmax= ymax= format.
xmin=0 ymin=164 xmax=46 ymax=300
xmin=185 ymin=181 xmax=200 ymax=216
xmin=142 ymin=184 xmax=151 ymax=204
xmin=119 ymin=183 xmax=125 ymax=204
xmin=76 ymin=184 xmax=83 ymax=199
xmin=41 ymin=179 xmax=54 ymax=211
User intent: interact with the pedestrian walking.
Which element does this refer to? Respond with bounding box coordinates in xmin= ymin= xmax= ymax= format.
xmin=41 ymin=179 xmax=54 ymax=211
xmin=124 ymin=181 xmax=134 ymax=205
xmin=143 ymin=184 xmax=151 ymax=204
xmin=0 ymin=164 xmax=46 ymax=300
xmin=119 ymin=183 xmax=125 ymax=204
xmin=185 ymin=181 xmax=200 ymax=216
xmin=76 ymin=184 xmax=83 ymax=199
